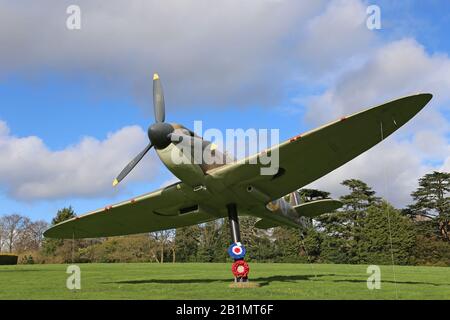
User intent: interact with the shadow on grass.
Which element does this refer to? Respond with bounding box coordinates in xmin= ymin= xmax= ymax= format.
xmin=108 ymin=274 xmax=446 ymax=287
xmin=108 ymin=274 xmax=331 ymax=287
xmin=0 ymin=269 xmax=52 ymax=272
xmin=332 ymin=279 xmax=447 ymax=286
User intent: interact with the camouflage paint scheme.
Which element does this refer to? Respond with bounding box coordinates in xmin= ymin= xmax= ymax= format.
xmin=44 ymin=93 xmax=432 ymax=239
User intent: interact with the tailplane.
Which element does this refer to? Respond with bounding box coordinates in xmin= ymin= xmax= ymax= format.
xmin=293 ymin=199 xmax=342 ymax=217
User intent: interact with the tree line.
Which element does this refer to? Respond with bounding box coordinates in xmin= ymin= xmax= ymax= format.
xmin=1 ymin=171 xmax=448 ymax=266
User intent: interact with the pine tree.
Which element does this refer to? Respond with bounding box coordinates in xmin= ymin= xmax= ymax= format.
xmin=297 ymin=189 xmax=330 ymax=202
xmin=273 ymin=227 xmax=304 ymax=262
xmin=408 ymin=171 xmax=450 ymax=241
xmin=317 ymin=179 xmax=380 ymax=263
xmin=358 ymin=202 xmax=415 ymax=265
xmin=42 ymin=207 xmax=80 ymax=262
xmin=51 ymin=207 xmax=76 ymax=225
xmin=340 ymin=179 xmax=381 ymax=211
xmin=239 ymin=216 xmax=278 ymax=262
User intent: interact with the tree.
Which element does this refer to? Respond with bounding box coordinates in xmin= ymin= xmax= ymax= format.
xmin=239 ymin=216 xmax=275 ymax=262
xmin=211 ymin=219 xmax=230 ymax=262
xmin=52 ymin=207 xmax=76 ymax=225
xmin=15 ymin=220 xmax=48 ymax=252
xmin=358 ymin=202 xmax=415 ymax=265
xmin=317 ymin=179 xmax=380 ymax=264
xmin=149 ymin=230 xmax=175 ymax=263
xmin=408 ymin=171 xmax=450 ymax=241
xmin=80 ymin=235 xmax=156 ymax=263
xmin=273 ymin=227 xmax=308 ymax=262
xmin=297 ymin=188 xmax=329 ymax=260
xmin=301 ymin=227 xmax=323 ymax=262
xmin=197 ymin=220 xmax=224 ymax=262
xmin=174 ymin=225 xmax=201 ymax=262
xmin=0 ymin=219 xmax=4 ymax=252
xmin=340 ymin=179 xmax=381 ymax=211
xmin=0 ymin=214 xmax=30 ymax=253
xmin=272 ymin=188 xmax=334 ymax=263
xmin=412 ymin=233 xmax=450 ymax=266
xmin=42 ymin=207 xmax=78 ymax=261
xmin=297 ymin=189 xmax=330 ymax=203
xmin=29 ymin=220 xmax=49 ymax=249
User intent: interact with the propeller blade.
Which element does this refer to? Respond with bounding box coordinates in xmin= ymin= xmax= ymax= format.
xmin=113 ymin=143 xmax=153 ymax=186
xmin=153 ymin=73 xmax=165 ymax=122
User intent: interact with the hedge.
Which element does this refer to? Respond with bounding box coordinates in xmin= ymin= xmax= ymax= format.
xmin=0 ymin=254 xmax=18 ymax=265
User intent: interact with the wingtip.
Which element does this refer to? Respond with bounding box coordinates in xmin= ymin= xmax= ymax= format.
xmin=424 ymin=92 xmax=433 ymax=101
xmin=153 ymin=73 xmax=159 ymax=80
xmin=414 ymin=92 xmax=433 ymax=101
xmin=414 ymin=93 xmax=433 ymax=106
xmin=112 ymin=179 xmax=119 ymax=187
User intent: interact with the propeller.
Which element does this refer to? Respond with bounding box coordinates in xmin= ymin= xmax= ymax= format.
xmin=113 ymin=143 xmax=153 ymax=187
xmin=153 ymin=73 xmax=165 ymax=122
xmin=113 ymin=73 xmax=175 ymax=187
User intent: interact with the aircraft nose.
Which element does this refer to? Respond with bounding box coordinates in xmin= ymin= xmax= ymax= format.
xmin=148 ymin=122 xmax=174 ymax=149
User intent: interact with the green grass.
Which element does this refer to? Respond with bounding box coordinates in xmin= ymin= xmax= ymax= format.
xmin=0 ymin=263 xmax=449 ymax=299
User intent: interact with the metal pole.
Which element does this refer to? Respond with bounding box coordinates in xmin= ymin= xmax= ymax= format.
xmin=227 ymin=203 xmax=241 ymax=243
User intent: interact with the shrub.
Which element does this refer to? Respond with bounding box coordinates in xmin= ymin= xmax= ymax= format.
xmin=412 ymin=235 xmax=450 ymax=266
xmin=19 ymin=255 xmax=35 ymax=264
xmin=0 ymin=254 xmax=18 ymax=265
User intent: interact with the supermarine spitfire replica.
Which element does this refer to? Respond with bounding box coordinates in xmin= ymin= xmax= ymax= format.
xmin=44 ymin=73 xmax=432 ymax=283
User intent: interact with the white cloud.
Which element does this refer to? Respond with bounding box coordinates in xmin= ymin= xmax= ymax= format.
xmin=307 ymin=138 xmax=436 ymax=207
xmin=303 ymin=38 xmax=450 ymax=207
xmin=297 ymin=0 xmax=376 ymax=76
xmin=0 ymin=0 xmax=448 ymax=208
xmin=0 ymin=0 xmax=383 ymax=107
xmin=0 ymin=120 xmax=159 ymax=201
xmin=441 ymin=156 xmax=450 ymax=172
xmin=413 ymin=130 xmax=450 ymax=160
xmin=0 ymin=0 xmax=326 ymax=107
xmin=305 ymin=38 xmax=450 ymax=124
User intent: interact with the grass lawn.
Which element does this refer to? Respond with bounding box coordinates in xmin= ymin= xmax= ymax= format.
xmin=0 ymin=263 xmax=449 ymax=300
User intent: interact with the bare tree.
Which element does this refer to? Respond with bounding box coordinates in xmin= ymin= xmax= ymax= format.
xmin=15 ymin=220 xmax=48 ymax=252
xmin=1 ymin=214 xmax=30 ymax=253
xmin=31 ymin=220 xmax=49 ymax=248
xmin=0 ymin=218 xmax=4 ymax=252
xmin=149 ymin=230 xmax=175 ymax=263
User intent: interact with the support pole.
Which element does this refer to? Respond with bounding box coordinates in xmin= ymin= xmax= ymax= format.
xmin=226 ymin=203 xmax=249 ymax=283
xmin=227 ymin=203 xmax=241 ymax=243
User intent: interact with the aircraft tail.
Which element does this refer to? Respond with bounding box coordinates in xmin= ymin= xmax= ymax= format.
xmin=254 ymin=194 xmax=342 ymax=229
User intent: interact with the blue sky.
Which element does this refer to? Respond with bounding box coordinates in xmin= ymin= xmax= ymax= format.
xmin=0 ymin=0 xmax=449 ymax=222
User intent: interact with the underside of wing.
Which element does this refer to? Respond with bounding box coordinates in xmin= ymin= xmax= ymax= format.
xmin=44 ymin=182 xmax=218 ymax=239
xmin=254 ymin=219 xmax=281 ymax=229
xmin=209 ymin=93 xmax=432 ymax=200
xmin=293 ymin=199 xmax=343 ymax=218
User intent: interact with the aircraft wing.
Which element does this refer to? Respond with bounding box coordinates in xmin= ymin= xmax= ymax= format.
xmin=208 ymin=93 xmax=432 ymax=201
xmin=45 ymin=94 xmax=432 ymax=239
xmin=43 ymin=182 xmax=217 ymax=239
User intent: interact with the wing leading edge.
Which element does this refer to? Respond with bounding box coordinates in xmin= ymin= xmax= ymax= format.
xmin=43 ymin=182 xmax=217 ymax=239
xmin=209 ymin=93 xmax=432 ymax=201
xmin=44 ymin=93 xmax=432 ymax=238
